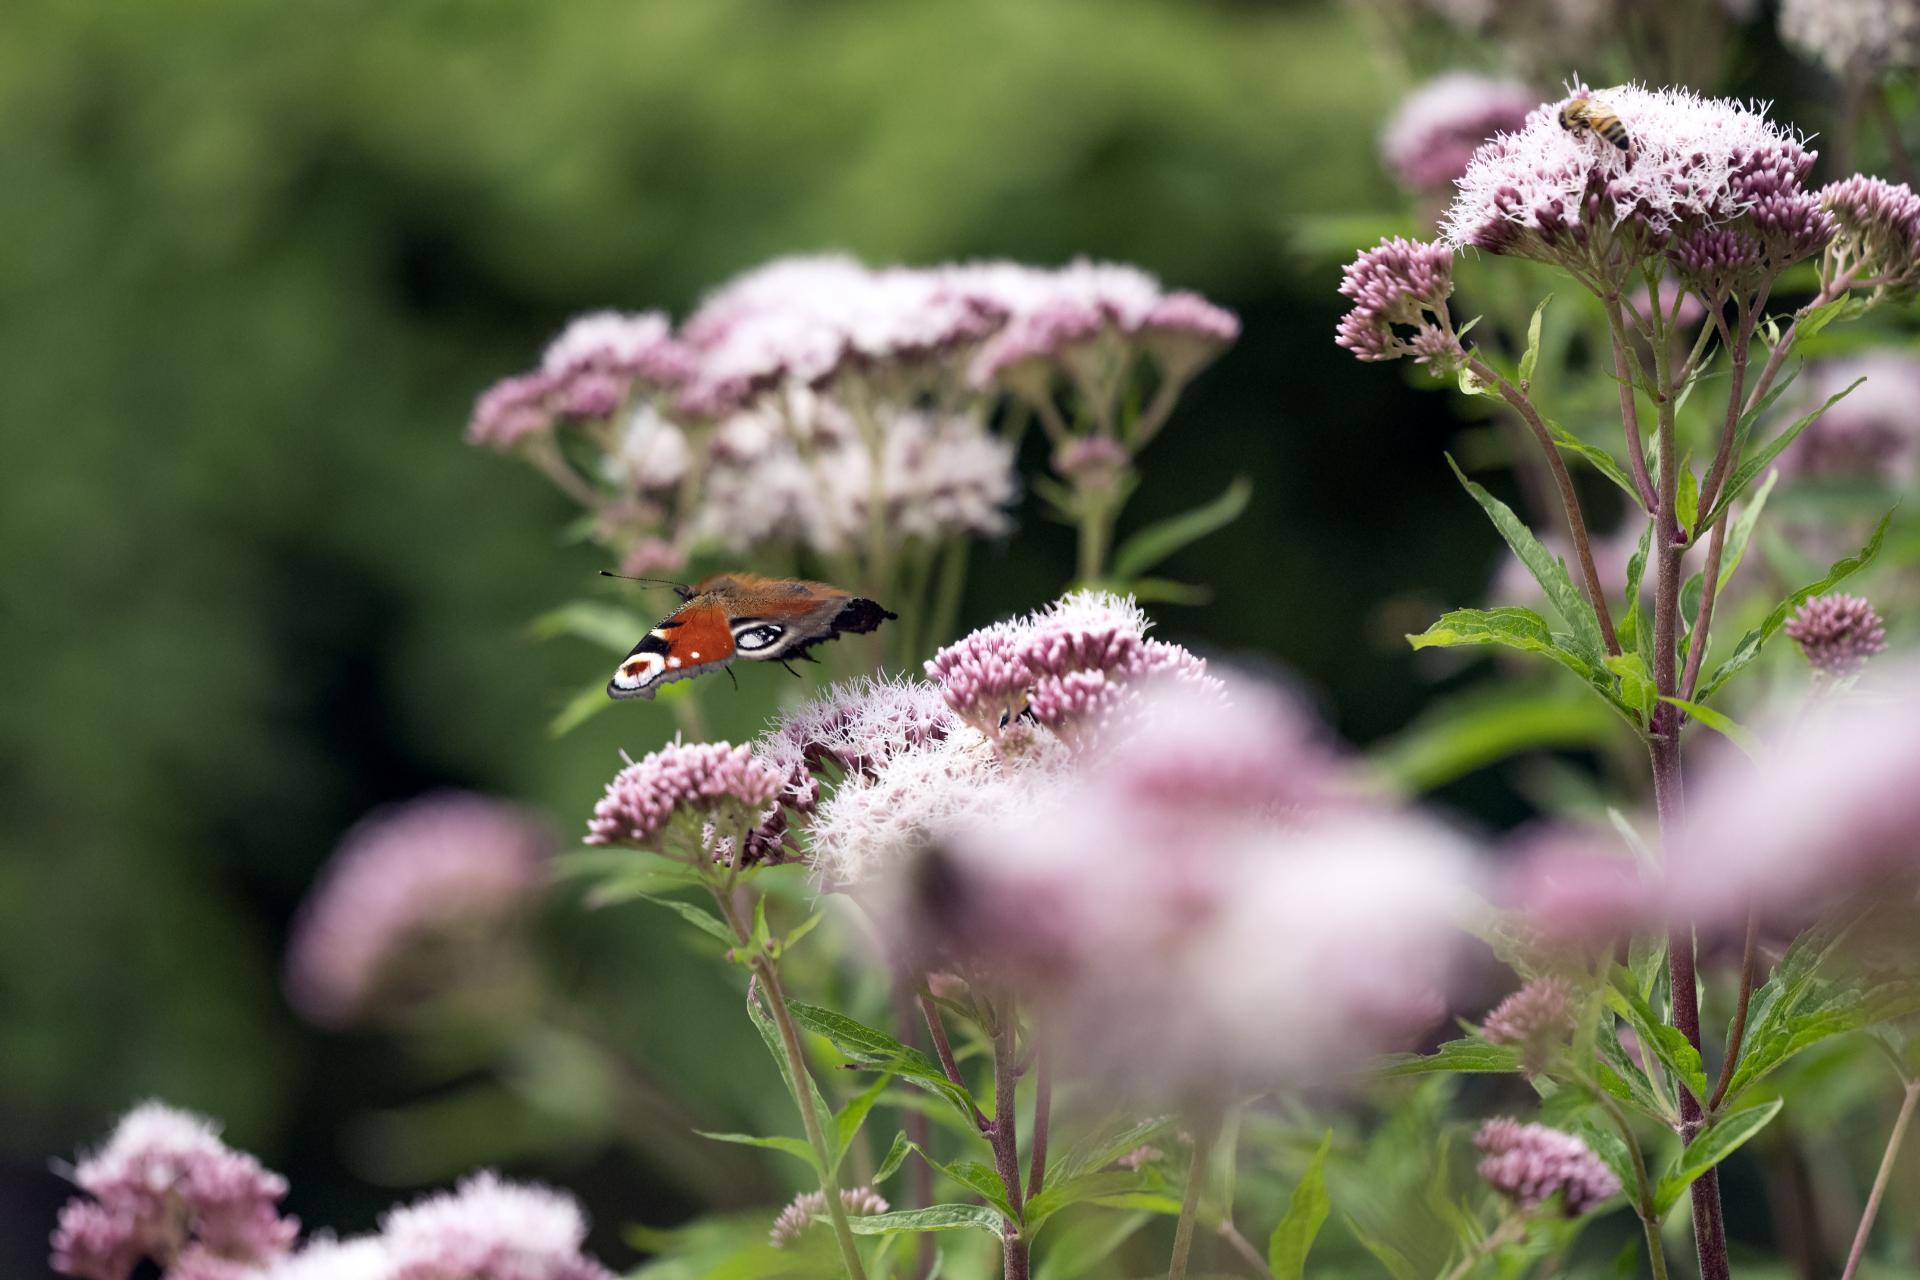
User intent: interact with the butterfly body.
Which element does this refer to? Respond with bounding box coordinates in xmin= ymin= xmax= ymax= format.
xmin=608 ymin=573 xmax=896 ymax=700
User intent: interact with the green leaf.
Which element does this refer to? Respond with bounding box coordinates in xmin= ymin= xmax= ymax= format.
xmin=1110 ymin=476 xmax=1252 ymax=581
xmin=1606 ymin=969 xmax=1706 ymax=1108
xmin=1727 ymin=361 xmax=1802 ymax=466
xmin=843 ymin=1204 xmax=1005 ymax=1238
xmin=1518 ymin=294 xmax=1551 ymax=387
xmin=833 ymin=1072 xmax=895 ymax=1169
xmin=1715 ymin=470 xmax=1776 ymax=594
xmin=1607 ymin=652 xmax=1656 ymax=723
xmin=873 ymin=1131 xmax=913 ymax=1184
xmin=784 ymin=1001 xmax=980 ymax=1128
xmin=1024 ymin=1170 xmax=1152 ymax=1230
xmin=1659 ymin=697 xmax=1758 ymax=756
xmin=1378 ymin=1037 xmax=1524 ymax=1076
xmin=1675 ymin=455 xmax=1700 ymax=539
xmin=1445 ymin=455 xmax=1608 ymax=664
xmin=1123 ymin=577 xmax=1213 ymax=606
xmin=744 ymin=986 xmax=835 ymax=1159
xmin=614 ymin=891 xmax=737 ymax=946
xmin=1702 ymin=377 xmax=1863 ymax=529
xmin=693 ymin=1130 xmax=816 ymax=1168
xmin=1408 ymin=607 xmax=1598 ymax=680
xmin=1653 ymin=1098 xmax=1784 ymax=1214
xmin=1372 ymin=684 xmax=1621 ymax=792
xmin=530 ymin=600 xmax=653 ymax=653
xmin=1051 ymin=1114 xmax=1174 ymax=1185
xmin=1269 ymin=1131 xmax=1333 ymax=1280
xmin=1698 ymin=512 xmax=1892 ymax=701
xmin=1344 ymin=1213 xmax=1418 ymax=1280
xmin=1546 ymin=419 xmax=1641 ymax=502
xmin=1033 ymin=1212 xmax=1152 ymax=1280
xmin=548 ymin=678 xmax=616 ymax=737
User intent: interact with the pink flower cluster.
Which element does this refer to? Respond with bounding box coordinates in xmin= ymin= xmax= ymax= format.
xmin=284 ymin=792 xmax=551 ymax=1028
xmin=1475 ymin=1118 xmax=1621 ymax=1216
xmin=377 ymin=1172 xmax=613 ymax=1280
xmin=586 ymin=738 xmax=785 ymax=857
xmin=767 ymin=1186 xmax=889 ymax=1249
xmin=1781 ymin=0 xmax=1920 ymax=78
xmin=467 ymin=311 xmax=691 ymax=448
xmin=1480 ymin=976 xmax=1573 ymax=1068
xmin=1819 ymin=175 xmax=1920 ymax=298
xmin=1786 ymin=593 xmax=1887 ymax=677
xmin=924 ymin=590 xmax=1219 ymax=746
xmin=51 ymin=1103 xmax=298 ymax=1280
xmin=1334 ymin=237 xmax=1462 ymax=369
xmin=1380 ymin=73 xmax=1540 ymax=196
xmin=466 ymin=254 xmax=1238 ymax=571
xmin=1443 ymin=84 xmax=1831 ymax=288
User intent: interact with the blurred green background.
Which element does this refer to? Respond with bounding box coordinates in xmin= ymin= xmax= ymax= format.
xmin=0 ymin=0 xmax=1849 ymax=1271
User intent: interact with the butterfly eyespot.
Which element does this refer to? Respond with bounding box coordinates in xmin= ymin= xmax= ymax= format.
xmin=733 ymin=624 xmax=785 ymax=652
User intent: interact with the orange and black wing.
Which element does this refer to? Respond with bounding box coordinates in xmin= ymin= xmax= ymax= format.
xmin=724 ymin=586 xmax=896 ymax=665
xmin=607 ymin=603 xmax=739 ymax=700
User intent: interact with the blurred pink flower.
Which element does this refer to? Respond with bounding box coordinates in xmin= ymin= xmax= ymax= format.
xmin=586 ymin=739 xmax=784 ymax=857
xmin=380 ymin=1172 xmax=613 ymax=1280
xmin=259 ymin=1239 xmax=391 ymax=1280
xmin=51 ymin=1103 xmax=297 ymax=1280
xmin=1500 ymin=825 xmax=1653 ymax=944
xmin=465 ymin=372 xmax=560 ymax=449
xmin=467 ymin=311 xmax=690 ymax=447
xmin=285 ymin=792 xmax=550 ymax=1028
xmin=1630 ymin=278 xmax=1708 ymax=329
xmin=1781 ymin=0 xmax=1920 ymax=78
xmin=1786 ymin=593 xmax=1887 ymax=677
xmin=767 ymin=1187 xmax=889 ymax=1249
xmin=1480 ymin=976 xmax=1573 ymax=1068
xmin=1380 ymin=73 xmax=1540 ymax=195
xmin=1782 ymin=354 xmax=1920 ymax=485
xmin=1673 ymin=661 xmax=1920 ymax=932
xmin=1475 ymin=1118 xmax=1620 ymax=1215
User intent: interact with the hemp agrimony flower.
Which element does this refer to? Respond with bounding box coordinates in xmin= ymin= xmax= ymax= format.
xmin=1786 ymin=593 xmax=1888 ymax=678
xmin=1381 ymin=72 xmax=1540 ymax=197
xmin=1480 ymin=976 xmax=1574 ymax=1068
xmin=586 ymin=738 xmax=785 ymax=861
xmin=378 ymin=1172 xmax=614 ymax=1280
xmin=1780 ymin=0 xmax=1920 ymax=80
xmin=1474 ymin=1118 xmax=1621 ymax=1216
xmin=1818 ymin=174 xmax=1920 ymax=301
xmin=52 ymin=1102 xmax=299 ymax=1280
xmin=768 ymin=1187 xmax=890 ymax=1250
xmin=1334 ymin=237 xmax=1464 ymax=372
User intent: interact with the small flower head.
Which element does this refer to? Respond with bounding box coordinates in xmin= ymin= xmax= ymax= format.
xmin=758 ymin=675 xmax=955 ymax=811
xmin=1819 ymin=174 xmax=1920 ymax=300
xmin=1784 ymin=354 xmax=1920 ymax=485
xmin=1785 ymin=593 xmax=1887 ymax=677
xmin=925 ymin=617 xmax=1038 ymax=738
xmin=259 ymin=1239 xmax=392 ymax=1280
xmin=1335 ymin=237 xmax=1463 ymax=372
xmin=1781 ymin=0 xmax=1920 ymax=79
xmin=380 ymin=1172 xmax=613 ymax=1280
xmin=768 ymin=1187 xmax=889 ymax=1249
xmin=466 ymin=372 xmax=559 ymax=449
xmin=285 ymin=793 xmax=551 ymax=1028
xmin=1480 ymin=976 xmax=1574 ymax=1069
xmin=1475 ymin=1118 xmax=1621 ymax=1216
xmin=52 ymin=1102 xmax=298 ymax=1280
xmin=586 ymin=739 xmax=784 ymax=861
xmin=1381 ymin=73 xmax=1541 ymax=196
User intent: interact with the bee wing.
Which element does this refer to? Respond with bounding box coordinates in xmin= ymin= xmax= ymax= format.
xmin=607 ymin=604 xmax=738 ymax=700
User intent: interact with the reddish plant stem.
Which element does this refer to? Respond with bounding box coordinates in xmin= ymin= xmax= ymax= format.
xmin=1605 ymin=299 xmax=1660 ymax=510
xmin=1841 ymin=1081 xmax=1920 ymax=1280
xmin=1468 ymin=356 xmax=1622 ymax=655
xmin=987 ymin=996 xmax=1029 ymax=1280
xmin=920 ymin=992 xmax=989 ymax=1132
xmin=1708 ymin=911 xmax=1761 ymax=1112
xmin=1680 ymin=518 xmax=1727 ymax=702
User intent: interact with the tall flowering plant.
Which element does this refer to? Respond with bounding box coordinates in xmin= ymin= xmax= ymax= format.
xmin=1340 ymin=81 xmax=1920 ymax=1280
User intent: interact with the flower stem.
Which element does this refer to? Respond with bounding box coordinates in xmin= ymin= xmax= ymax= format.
xmin=1167 ymin=1115 xmax=1219 ymax=1280
xmin=1841 ymin=1080 xmax=1920 ymax=1280
xmin=987 ymin=994 xmax=1030 ymax=1280
xmin=1027 ymin=1041 xmax=1052 ymax=1199
xmin=920 ymin=992 xmax=989 ymax=1131
xmin=1435 ymin=1213 xmax=1526 ymax=1280
xmin=1076 ymin=490 xmax=1118 ymax=585
xmin=1707 ymin=909 xmax=1760 ymax=1113
xmin=1604 ymin=299 xmax=1659 ymax=511
xmin=712 ymin=886 xmax=868 ymax=1280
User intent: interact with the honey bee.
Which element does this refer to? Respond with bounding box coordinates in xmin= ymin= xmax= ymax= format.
xmin=1559 ymin=95 xmax=1631 ymax=152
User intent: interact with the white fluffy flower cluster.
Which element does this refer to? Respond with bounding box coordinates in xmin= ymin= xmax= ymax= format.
xmin=1780 ymin=0 xmax=1920 ymax=78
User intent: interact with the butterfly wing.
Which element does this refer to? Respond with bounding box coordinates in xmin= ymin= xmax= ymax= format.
xmin=607 ymin=603 xmax=738 ymax=700
xmin=724 ymin=588 xmax=897 ymax=664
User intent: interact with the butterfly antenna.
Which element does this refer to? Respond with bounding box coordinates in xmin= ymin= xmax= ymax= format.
xmin=726 ymin=667 xmax=739 ymax=693
xmin=780 ymin=660 xmax=803 ymax=679
xmin=598 ymin=570 xmax=693 ymax=600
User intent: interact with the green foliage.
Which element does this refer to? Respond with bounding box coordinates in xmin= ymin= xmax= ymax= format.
xmin=1652 ymin=1098 xmax=1783 ymax=1214
xmin=1268 ymin=1131 xmax=1333 ymax=1280
xmin=1379 ymin=1038 xmax=1525 ymax=1077
xmin=1109 ymin=475 xmax=1252 ymax=583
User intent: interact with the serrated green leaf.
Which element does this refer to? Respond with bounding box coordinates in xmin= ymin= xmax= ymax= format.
xmin=1607 ymin=652 xmax=1656 ymax=723
xmin=1715 ymin=470 xmax=1775 ymax=592
xmin=1051 ymin=1114 xmax=1174 ymax=1185
xmin=873 ymin=1131 xmax=913 ymax=1184
xmin=843 ymin=1203 xmax=1005 ymax=1238
xmin=1676 ymin=456 xmax=1700 ymax=539
xmin=1698 ymin=512 xmax=1892 ymax=701
xmin=1110 ymin=476 xmax=1252 ymax=581
xmin=1268 ymin=1131 xmax=1333 ymax=1280
xmin=1519 ymin=294 xmax=1551 ymax=387
xmin=784 ymin=1001 xmax=980 ymax=1129
xmin=1024 ymin=1170 xmax=1151 ymax=1230
xmin=1408 ymin=607 xmax=1597 ymax=680
xmin=1378 ymin=1038 xmax=1524 ymax=1076
xmin=1606 ymin=969 xmax=1706 ymax=1108
xmin=1653 ymin=1098 xmax=1783 ymax=1213
xmin=833 ymin=1072 xmax=895 ymax=1170
xmin=744 ymin=986 xmax=835 ymax=1159
xmin=1445 ymin=455 xmax=1608 ymax=663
